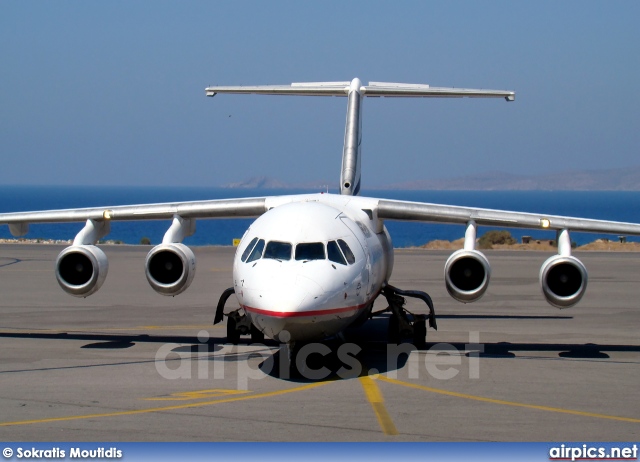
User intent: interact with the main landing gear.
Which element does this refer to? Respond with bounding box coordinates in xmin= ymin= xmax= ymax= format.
xmin=213 ymin=287 xmax=264 ymax=344
xmin=374 ymin=285 xmax=437 ymax=349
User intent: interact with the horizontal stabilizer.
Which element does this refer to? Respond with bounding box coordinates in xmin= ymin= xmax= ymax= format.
xmin=368 ymin=81 xmax=430 ymax=89
xmin=205 ymin=82 xmax=350 ymax=97
xmin=206 ymin=79 xmax=514 ymax=101
xmin=291 ymin=81 xmax=350 ymax=87
xmin=362 ymin=82 xmax=515 ymax=100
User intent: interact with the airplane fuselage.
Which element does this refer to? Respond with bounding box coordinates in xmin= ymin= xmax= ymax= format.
xmin=232 ymin=194 xmax=394 ymax=342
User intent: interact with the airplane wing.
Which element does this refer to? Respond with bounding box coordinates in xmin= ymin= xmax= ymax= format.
xmin=2 ymin=192 xmax=639 ymax=307
xmin=376 ymin=198 xmax=640 ymax=236
xmin=373 ymin=196 xmax=640 ymax=308
xmin=4 ymin=194 xmax=640 ymax=237
xmin=0 ymin=197 xmax=267 ymax=236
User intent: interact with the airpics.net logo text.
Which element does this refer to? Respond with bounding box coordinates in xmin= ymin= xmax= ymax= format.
xmin=154 ymin=330 xmax=484 ymax=388
xmin=549 ymin=444 xmax=638 ymax=461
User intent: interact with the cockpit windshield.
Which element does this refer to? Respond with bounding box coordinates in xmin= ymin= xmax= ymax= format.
xmin=327 ymin=240 xmax=347 ymax=265
xmin=241 ymin=238 xmax=355 ymax=265
xmin=246 ymin=238 xmax=264 ymax=263
xmin=338 ymin=239 xmax=356 ymax=264
xmin=241 ymin=237 xmax=259 ymax=262
xmin=295 ymin=242 xmax=325 ymax=261
xmin=264 ymin=241 xmax=292 ymax=261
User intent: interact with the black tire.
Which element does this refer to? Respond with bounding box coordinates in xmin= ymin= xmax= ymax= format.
xmin=388 ymin=314 xmax=400 ymax=344
xmin=412 ymin=316 xmax=427 ymax=349
xmin=226 ymin=317 xmax=240 ymax=344
xmin=250 ymin=323 xmax=265 ymax=343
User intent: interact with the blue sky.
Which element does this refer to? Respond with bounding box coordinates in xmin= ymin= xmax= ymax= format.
xmin=1 ymin=1 xmax=639 ymax=188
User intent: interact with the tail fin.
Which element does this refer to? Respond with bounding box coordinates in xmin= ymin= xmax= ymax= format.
xmin=340 ymin=78 xmax=363 ymax=196
xmin=205 ymin=79 xmax=514 ymax=196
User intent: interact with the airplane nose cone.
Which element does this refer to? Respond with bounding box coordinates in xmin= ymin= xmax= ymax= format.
xmin=242 ymin=276 xmax=332 ymax=342
xmin=252 ymin=284 xmax=310 ymax=313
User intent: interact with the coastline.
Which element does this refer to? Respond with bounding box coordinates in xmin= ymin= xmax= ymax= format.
xmin=3 ymin=238 xmax=640 ymax=251
xmin=418 ymin=237 xmax=640 ymax=252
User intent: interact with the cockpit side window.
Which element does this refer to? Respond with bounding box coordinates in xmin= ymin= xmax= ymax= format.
xmin=241 ymin=237 xmax=259 ymax=262
xmin=295 ymin=242 xmax=326 ymax=261
xmin=264 ymin=241 xmax=292 ymax=261
xmin=246 ymin=238 xmax=265 ymax=263
xmin=338 ymin=239 xmax=356 ymax=265
xmin=327 ymin=241 xmax=347 ymax=265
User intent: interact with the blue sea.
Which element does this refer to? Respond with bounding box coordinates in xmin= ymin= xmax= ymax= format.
xmin=1 ymin=186 xmax=639 ymax=247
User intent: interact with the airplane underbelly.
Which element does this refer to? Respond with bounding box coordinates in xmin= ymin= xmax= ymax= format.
xmin=252 ymin=312 xmax=356 ymax=342
xmin=244 ymin=298 xmax=373 ymax=343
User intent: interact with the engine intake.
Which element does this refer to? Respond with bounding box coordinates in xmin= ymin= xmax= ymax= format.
xmin=540 ymin=255 xmax=587 ymax=308
xmin=55 ymin=245 xmax=108 ymax=297
xmin=444 ymin=249 xmax=491 ymax=303
xmin=145 ymin=243 xmax=196 ymax=296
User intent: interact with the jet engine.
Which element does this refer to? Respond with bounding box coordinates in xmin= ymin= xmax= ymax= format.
xmin=145 ymin=243 xmax=196 ymax=296
xmin=539 ymin=254 xmax=587 ymax=308
xmin=55 ymin=245 xmax=109 ymax=297
xmin=444 ymin=249 xmax=491 ymax=303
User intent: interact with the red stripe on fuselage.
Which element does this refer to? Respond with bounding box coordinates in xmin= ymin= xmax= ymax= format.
xmin=243 ymin=302 xmax=369 ymax=318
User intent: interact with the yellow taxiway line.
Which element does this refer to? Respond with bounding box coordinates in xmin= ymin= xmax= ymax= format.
xmin=378 ymin=376 xmax=640 ymax=424
xmin=0 ymin=382 xmax=328 ymax=428
xmin=359 ymin=375 xmax=399 ymax=435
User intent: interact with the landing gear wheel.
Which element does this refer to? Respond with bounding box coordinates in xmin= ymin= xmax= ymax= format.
xmin=412 ymin=315 xmax=427 ymax=349
xmin=388 ymin=314 xmax=400 ymax=344
xmin=380 ymin=285 xmax=437 ymax=346
xmin=282 ymin=343 xmax=302 ymax=379
xmin=226 ymin=316 xmax=240 ymax=344
xmin=250 ymin=323 xmax=265 ymax=343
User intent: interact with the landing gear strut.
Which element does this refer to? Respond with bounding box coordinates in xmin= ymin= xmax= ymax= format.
xmin=375 ymin=285 xmax=437 ymax=348
xmin=214 ymin=287 xmax=265 ymax=344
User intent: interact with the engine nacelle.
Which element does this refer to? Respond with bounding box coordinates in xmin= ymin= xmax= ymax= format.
xmin=540 ymin=255 xmax=587 ymax=308
xmin=444 ymin=249 xmax=491 ymax=303
xmin=145 ymin=243 xmax=196 ymax=296
xmin=55 ymin=245 xmax=108 ymax=297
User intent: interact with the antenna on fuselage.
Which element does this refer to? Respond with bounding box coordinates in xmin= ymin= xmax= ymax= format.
xmin=205 ymin=78 xmax=515 ymax=196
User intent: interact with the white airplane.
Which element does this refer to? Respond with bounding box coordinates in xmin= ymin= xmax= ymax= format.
xmin=3 ymin=77 xmax=640 ymax=350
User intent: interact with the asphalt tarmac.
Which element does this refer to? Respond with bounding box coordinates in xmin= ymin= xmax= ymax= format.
xmin=0 ymin=244 xmax=638 ymax=441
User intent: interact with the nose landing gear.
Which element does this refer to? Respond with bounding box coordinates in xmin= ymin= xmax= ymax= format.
xmin=376 ymin=285 xmax=437 ymax=349
xmin=214 ymin=287 xmax=265 ymax=344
